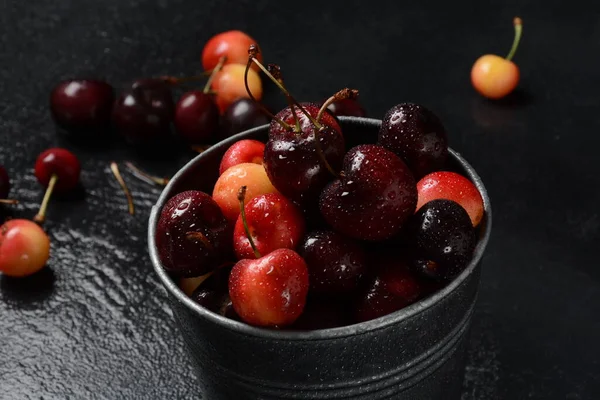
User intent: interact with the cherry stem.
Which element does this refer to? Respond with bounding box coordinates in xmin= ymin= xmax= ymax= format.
xmin=0 ymin=199 xmax=18 ymax=205
xmin=237 ymin=186 xmax=261 ymax=259
xmin=203 ymin=56 xmax=226 ymax=94
xmin=33 ymin=174 xmax=58 ymax=224
xmin=110 ymin=162 xmax=135 ymax=216
xmin=248 ymin=45 xmax=323 ymax=130
xmin=506 ymin=17 xmax=523 ymax=61
xmin=186 ymin=231 xmax=214 ymax=251
xmin=317 ymin=88 xmax=360 ymax=122
xmin=244 ymin=54 xmax=290 ymax=130
xmin=125 ymin=161 xmax=170 ymax=186
xmin=268 ymin=64 xmax=301 ymax=133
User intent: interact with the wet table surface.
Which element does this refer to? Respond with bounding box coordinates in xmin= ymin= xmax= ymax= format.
xmin=1 ymin=0 xmax=599 ymax=399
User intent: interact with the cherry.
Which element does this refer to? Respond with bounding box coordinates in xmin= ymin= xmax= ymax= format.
xmin=112 ymin=78 xmax=175 ymax=146
xmin=378 ymin=103 xmax=448 ymax=180
xmin=355 ymin=258 xmax=421 ymax=323
xmin=191 ymin=266 xmax=239 ymax=320
xmin=298 ymin=230 xmax=366 ymax=293
xmin=50 ymin=79 xmax=115 ymax=137
xmin=220 ymin=98 xmax=270 ymax=140
xmin=212 ymin=162 xmax=278 ymax=222
xmin=323 ymin=97 xmax=366 ymax=118
xmin=33 ymin=148 xmax=81 ymax=224
xmin=218 ymin=139 xmax=265 ymax=175
xmin=233 ymin=192 xmax=305 ymax=260
xmin=319 ymin=144 xmax=417 ymax=241
xmin=202 ymin=30 xmax=263 ymax=72
xmin=416 ymin=171 xmax=484 ymax=227
xmin=0 ymin=219 xmax=50 ymax=278
xmin=0 ymin=165 xmax=18 ymax=205
xmin=471 ymin=17 xmax=523 ymax=99
xmin=405 ymin=199 xmax=476 ymax=280
xmin=155 ymin=190 xmax=232 ymax=277
xmin=211 ymin=64 xmax=263 ymax=114
xmin=174 ymin=57 xmax=225 ymax=144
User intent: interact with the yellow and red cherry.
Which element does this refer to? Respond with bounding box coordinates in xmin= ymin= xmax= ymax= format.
xmin=33 ymin=148 xmax=81 ymax=224
xmin=416 ymin=171 xmax=484 ymax=227
xmin=211 ymin=64 xmax=263 ymax=114
xmin=202 ymin=30 xmax=263 ymax=72
xmin=471 ymin=17 xmax=523 ymax=99
xmin=218 ymin=139 xmax=265 ymax=175
xmin=0 ymin=219 xmax=50 ymax=278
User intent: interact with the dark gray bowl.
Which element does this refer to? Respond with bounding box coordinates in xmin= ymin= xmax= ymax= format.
xmin=148 ymin=117 xmax=492 ymax=400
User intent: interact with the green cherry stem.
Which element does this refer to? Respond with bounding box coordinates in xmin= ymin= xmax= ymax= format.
xmin=203 ymin=56 xmax=226 ymax=93
xmin=506 ymin=17 xmax=523 ymax=61
xmin=33 ymin=174 xmax=58 ymax=224
xmin=238 ymin=186 xmax=261 ymax=259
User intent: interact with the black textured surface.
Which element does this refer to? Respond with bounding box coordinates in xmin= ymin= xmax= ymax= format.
xmin=0 ymin=0 xmax=598 ymax=399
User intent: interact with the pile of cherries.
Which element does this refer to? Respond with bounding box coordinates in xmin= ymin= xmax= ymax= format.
xmin=155 ymin=47 xmax=485 ymax=330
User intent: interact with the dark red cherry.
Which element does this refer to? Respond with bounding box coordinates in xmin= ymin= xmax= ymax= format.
xmin=378 ymin=103 xmax=448 ymax=179
xmin=299 ymin=230 xmax=367 ymax=293
xmin=319 ymin=144 xmax=417 ymax=241
xmin=34 ymin=148 xmax=81 ymax=192
xmin=174 ymin=91 xmax=219 ymax=144
xmin=112 ymin=78 xmax=175 ymax=145
xmin=156 ymin=190 xmax=232 ymax=277
xmin=405 ymin=199 xmax=476 ymax=280
xmin=191 ymin=266 xmax=239 ymax=320
xmin=220 ymin=98 xmax=270 ymax=139
xmin=326 ymin=98 xmax=366 ymax=118
xmin=0 ymin=165 xmax=10 ymax=199
xmin=50 ymin=79 xmax=115 ymax=137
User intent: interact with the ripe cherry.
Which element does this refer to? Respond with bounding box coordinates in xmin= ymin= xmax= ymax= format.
xmin=211 ymin=64 xmax=263 ymax=114
xmin=50 ymin=79 xmax=115 ymax=137
xmin=33 ymin=148 xmax=81 ymax=224
xmin=416 ymin=171 xmax=484 ymax=226
xmin=112 ymin=78 xmax=175 ymax=146
xmin=202 ymin=30 xmax=263 ymax=72
xmin=0 ymin=219 xmax=50 ymax=278
xmin=471 ymin=17 xmax=523 ymax=100
xmin=228 ymin=186 xmax=309 ymax=327
xmin=219 ymin=139 xmax=265 ymax=175
xmin=174 ymin=57 xmax=225 ymax=144
xmin=220 ymin=98 xmax=270 ymax=140
xmin=155 ymin=190 xmax=232 ymax=277
xmin=233 ymin=192 xmax=305 ymax=260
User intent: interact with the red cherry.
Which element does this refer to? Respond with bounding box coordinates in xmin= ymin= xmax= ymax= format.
xmin=202 ymin=30 xmax=263 ymax=72
xmin=0 ymin=219 xmax=50 ymax=277
xmin=228 ymin=248 xmax=309 ymax=327
xmin=219 ymin=139 xmax=265 ymax=175
xmin=33 ymin=148 xmax=81 ymax=224
xmin=233 ymin=193 xmax=305 ymax=260
xmin=416 ymin=171 xmax=484 ymax=226
xmin=174 ymin=91 xmax=219 ymax=144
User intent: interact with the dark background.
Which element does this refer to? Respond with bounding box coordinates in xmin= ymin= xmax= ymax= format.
xmin=1 ymin=0 xmax=599 ymax=399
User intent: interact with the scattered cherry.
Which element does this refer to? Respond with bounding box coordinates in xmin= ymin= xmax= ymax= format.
xmin=202 ymin=30 xmax=263 ymax=72
xmin=0 ymin=219 xmax=51 ymax=278
xmin=155 ymin=190 xmax=232 ymax=277
xmin=219 ymin=139 xmax=265 ymax=175
xmin=405 ymin=199 xmax=476 ymax=280
xmin=191 ymin=266 xmax=239 ymax=320
xmin=220 ymin=98 xmax=270 ymax=140
xmin=416 ymin=171 xmax=484 ymax=226
xmin=112 ymin=78 xmax=175 ymax=146
xmin=33 ymin=148 xmax=81 ymax=224
xmin=326 ymin=98 xmax=366 ymax=118
xmin=378 ymin=103 xmax=448 ymax=179
xmin=471 ymin=17 xmax=523 ymax=99
xmin=299 ymin=230 xmax=366 ymax=293
xmin=319 ymin=144 xmax=417 ymax=241
xmin=212 ymin=64 xmax=263 ymax=114
xmin=233 ymin=192 xmax=305 ymax=260
xmin=50 ymin=79 xmax=115 ymax=137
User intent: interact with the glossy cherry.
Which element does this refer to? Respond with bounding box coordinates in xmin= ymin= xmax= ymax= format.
xmin=378 ymin=103 xmax=448 ymax=179
xmin=471 ymin=18 xmax=523 ymax=99
xmin=220 ymin=98 xmax=270 ymax=140
xmin=219 ymin=139 xmax=265 ymax=175
xmin=405 ymin=199 xmax=476 ymax=280
xmin=233 ymin=193 xmax=305 ymax=260
xmin=50 ymin=79 xmax=115 ymax=137
xmin=112 ymin=78 xmax=175 ymax=145
xmin=0 ymin=219 xmax=50 ymax=278
xmin=33 ymin=148 xmax=81 ymax=224
xmin=202 ymin=30 xmax=263 ymax=72
xmin=155 ymin=190 xmax=232 ymax=277
xmin=299 ymin=230 xmax=367 ymax=293
xmin=319 ymin=144 xmax=418 ymax=241
xmin=191 ymin=266 xmax=239 ymax=320
xmin=416 ymin=171 xmax=484 ymax=226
